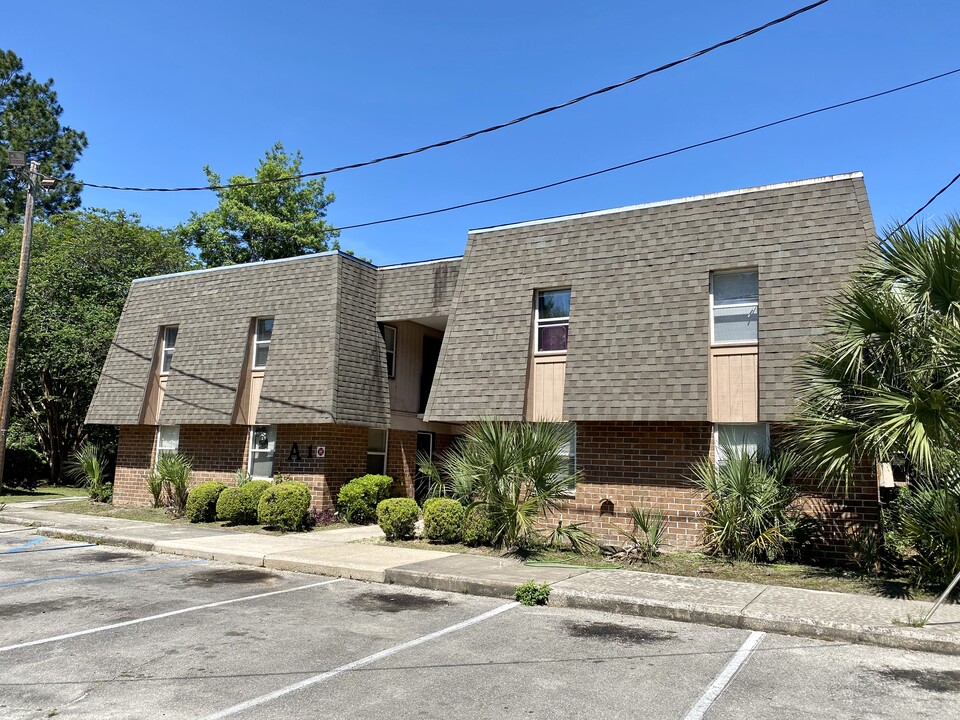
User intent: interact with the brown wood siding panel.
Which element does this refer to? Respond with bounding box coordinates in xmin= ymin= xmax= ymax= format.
xmin=389 ymin=321 xmax=443 ymax=415
xmin=709 ymin=346 xmax=758 ymax=422
xmin=529 ymin=356 xmax=566 ymax=421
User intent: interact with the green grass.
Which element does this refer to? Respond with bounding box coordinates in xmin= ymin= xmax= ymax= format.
xmin=0 ymin=485 xmax=87 ymax=504
xmin=382 ymin=538 xmax=933 ymax=600
xmin=25 ymin=499 xmax=351 ymax=535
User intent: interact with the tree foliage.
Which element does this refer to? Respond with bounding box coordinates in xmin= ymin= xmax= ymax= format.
xmin=0 ymin=209 xmax=193 ymax=482
xmin=0 ymin=49 xmax=88 ymax=223
xmin=791 ymin=217 xmax=960 ymax=489
xmin=177 ymin=142 xmax=339 ymax=266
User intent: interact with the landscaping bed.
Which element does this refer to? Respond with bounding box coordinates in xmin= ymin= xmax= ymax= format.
xmin=380 ymin=538 xmax=931 ymax=600
xmin=29 ymin=499 xmax=351 ymax=535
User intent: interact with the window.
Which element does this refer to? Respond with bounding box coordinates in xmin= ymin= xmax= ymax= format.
xmin=159 ymin=326 xmax=178 ymax=374
xmin=253 ymin=317 xmax=274 ymax=369
xmin=381 ymin=324 xmax=397 ymax=378
xmin=248 ymin=425 xmax=276 ymax=478
xmin=711 ymin=270 xmax=759 ymax=344
xmin=556 ymin=423 xmax=577 ymax=493
xmin=536 ymin=288 xmax=571 ymax=353
xmin=367 ymin=428 xmax=388 ymax=475
xmin=155 ymin=425 xmax=180 ymax=465
xmin=714 ymin=423 xmax=769 ymax=465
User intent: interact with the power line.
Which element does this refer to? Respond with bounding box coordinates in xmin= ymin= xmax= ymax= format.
xmin=898 ymin=170 xmax=960 ymax=230
xmin=323 ymin=67 xmax=960 ymax=232
xmin=75 ymin=0 xmax=831 ymax=193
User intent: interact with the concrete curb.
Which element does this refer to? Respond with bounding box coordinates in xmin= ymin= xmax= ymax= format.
xmin=5 ymin=516 xmax=959 ymax=656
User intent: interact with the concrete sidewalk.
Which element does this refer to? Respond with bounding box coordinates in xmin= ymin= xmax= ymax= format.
xmin=3 ymin=504 xmax=959 ymax=655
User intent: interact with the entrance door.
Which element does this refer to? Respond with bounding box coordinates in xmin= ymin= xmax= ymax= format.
xmin=414 ymin=431 xmax=434 ymax=504
xmin=419 ymin=336 xmax=442 ymax=414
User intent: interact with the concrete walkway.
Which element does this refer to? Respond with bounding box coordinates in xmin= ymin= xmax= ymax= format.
xmin=3 ymin=503 xmax=959 ymax=655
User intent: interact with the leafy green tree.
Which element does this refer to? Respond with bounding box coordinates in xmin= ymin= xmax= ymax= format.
xmin=0 ymin=209 xmax=193 ymax=483
xmin=791 ymin=217 xmax=960 ymax=488
xmin=0 ymin=49 xmax=88 ymax=223
xmin=178 ymin=142 xmax=339 ymax=266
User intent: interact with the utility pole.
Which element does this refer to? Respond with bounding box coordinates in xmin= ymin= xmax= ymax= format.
xmin=0 ymin=156 xmax=40 ymax=491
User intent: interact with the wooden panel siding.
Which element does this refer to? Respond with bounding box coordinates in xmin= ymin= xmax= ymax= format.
xmin=389 ymin=321 xmax=443 ymax=415
xmin=526 ymin=355 xmax=566 ymax=421
xmin=709 ymin=345 xmax=758 ymax=422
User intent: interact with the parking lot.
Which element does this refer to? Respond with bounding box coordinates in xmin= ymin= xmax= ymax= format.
xmin=1 ymin=529 xmax=958 ymax=719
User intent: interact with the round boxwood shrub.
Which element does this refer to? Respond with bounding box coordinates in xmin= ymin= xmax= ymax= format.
xmin=461 ymin=504 xmax=494 ymax=546
xmin=377 ymin=498 xmax=420 ymax=541
xmin=185 ymin=481 xmax=226 ymax=523
xmin=241 ymin=479 xmax=271 ymax=508
xmin=257 ymin=481 xmax=312 ymax=531
xmin=423 ymin=498 xmax=465 ymax=544
xmin=216 ymin=487 xmax=249 ymax=524
xmin=336 ymin=474 xmax=394 ymax=524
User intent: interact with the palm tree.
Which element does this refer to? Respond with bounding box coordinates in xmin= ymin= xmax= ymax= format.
xmin=420 ymin=419 xmax=584 ymax=551
xmin=791 ymin=216 xmax=960 ymax=489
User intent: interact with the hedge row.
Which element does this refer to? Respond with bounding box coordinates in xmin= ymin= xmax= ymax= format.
xmin=185 ymin=479 xmax=312 ymax=531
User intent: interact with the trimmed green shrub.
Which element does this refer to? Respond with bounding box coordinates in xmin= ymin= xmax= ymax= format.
xmin=423 ymin=498 xmax=464 ymax=544
xmin=514 ymin=580 xmax=551 ymax=606
xmin=377 ymin=498 xmax=420 ymax=541
xmin=185 ymin=481 xmax=226 ymax=523
xmin=241 ymin=479 xmax=271 ymax=508
xmin=216 ymin=487 xmax=250 ymax=524
xmin=337 ymin=474 xmax=394 ymax=524
xmin=257 ymin=481 xmax=312 ymax=531
xmin=461 ymin=504 xmax=493 ymax=546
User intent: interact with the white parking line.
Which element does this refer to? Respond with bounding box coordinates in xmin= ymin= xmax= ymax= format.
xmin=203 ymin=601 xmax=520 ymax=720
xmin=683 ymin=630 xmax=765 ymax=720
xmin=0 ymin=578 xmax=344 ymax=654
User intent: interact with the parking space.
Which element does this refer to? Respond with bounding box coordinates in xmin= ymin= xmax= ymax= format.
xmin=0 ymin=537 xmax=958 ymax=719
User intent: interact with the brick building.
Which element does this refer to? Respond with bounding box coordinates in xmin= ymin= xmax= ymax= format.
xmin=86 ymin=172 xmax=880 ymax=548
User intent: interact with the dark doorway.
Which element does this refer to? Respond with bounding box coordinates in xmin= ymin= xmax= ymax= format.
xmin=419 ymin=336 xmax=442 ymax=414
xmin=414 ymin=431 xmax=434 ymax=504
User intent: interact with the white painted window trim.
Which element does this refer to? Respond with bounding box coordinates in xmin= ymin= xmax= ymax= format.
xmin=558 ymin=422 xmax=577 ymax=496
xmin=367 ymin=428 xmax=389 ymax=475
xmin=159 ymin=326 xmax=178 ymax=375
xmin=713 ymin=422 xmax=770 ymax=466
xmin=534 ymin=288 xmax=571 ymax=356
xmin=382 ymin=324 xmax=397 ymax=379
xmin=709 ymin=269 xmax=759 ymax=347
xmin=252 ymin=317 xmax=274 ymax=371
xmin=155 ymin=425 xmax=180 ymax=467
xmin=248 ymin=425 xmax=277 ymax=478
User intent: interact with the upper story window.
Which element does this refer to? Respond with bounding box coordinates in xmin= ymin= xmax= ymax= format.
xmin=536 ymin=289 xmax=571 ymax=353
xmin=381 ymin=324 xmax=397 ymax=378
xmin=155 ymin=424 xmax=180 ymax=466
xmin=159 ymin=326 xmax=178 ymax=375
xmin=711 ymin=270 xmax=758 ymax=345
xmin=253 ymin=317 xmax=274 ymax=370
xmin=248 ymin=425 xmax=276 ymax=478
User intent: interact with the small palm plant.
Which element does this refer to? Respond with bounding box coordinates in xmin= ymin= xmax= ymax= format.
xmin=614 ymin=505 xmax=666 ymax=563
xmin=690 ymin=449 xmax=801 ymax=562
xmin=156 ymin=452 xmax=191 ymax=515
xmin=66 ymin=443 xmax=112 ymax=503
xmin=420 ymin=419 xmax=585 ymax=551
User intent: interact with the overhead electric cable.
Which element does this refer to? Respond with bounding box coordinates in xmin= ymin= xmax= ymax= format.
xmin=319 ymin=67 xmax=960 ymax=231
xmin=75 ymin=0 xmax=830 ymax=193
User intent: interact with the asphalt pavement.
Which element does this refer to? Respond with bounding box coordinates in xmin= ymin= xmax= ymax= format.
xmin=1 ymin=531 xmax=958 ymax=719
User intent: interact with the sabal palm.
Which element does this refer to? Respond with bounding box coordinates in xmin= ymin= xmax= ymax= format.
xmin=422 ymin=419 xmax=577 ymax=550
xmin=791 ymin=217 xmax=960 ymax=489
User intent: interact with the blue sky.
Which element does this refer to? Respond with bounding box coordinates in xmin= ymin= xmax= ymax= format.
xmin=4 ymin=1 xmax=959 ymax=264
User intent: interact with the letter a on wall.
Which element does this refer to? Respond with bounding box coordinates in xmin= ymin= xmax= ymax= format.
xmin=288 ymin=442 xmax=302 ymax=462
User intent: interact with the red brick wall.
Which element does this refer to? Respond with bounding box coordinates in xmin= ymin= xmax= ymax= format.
xmin=557 ymin=421 xmax=880 ymax=556
xmin=114 ymin=425 xmax=157 ymax=505
xmin=387 ymin=429 xmax=459 ymax=497
xmin=272 ymin=424 xmax=368 ymax=509
xmin=559 ymin=422 xmax=713 ymax=549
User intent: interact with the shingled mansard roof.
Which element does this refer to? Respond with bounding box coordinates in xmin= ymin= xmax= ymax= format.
xmin=86 ymin=252 xmax=461 ymax=427
xmin=423 ymin=173 xmax=876 ymax=424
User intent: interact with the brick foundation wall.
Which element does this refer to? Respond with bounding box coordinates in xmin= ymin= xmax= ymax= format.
xmin=272 ymin=424 xmax=368 ymax=509
xmin=114 ymin=425 xmax=158 ymax=505
xmin=387 ymin=429 xmax=459 ymax=498
xmin=557 ymin=421 xmax=880 ymax=557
